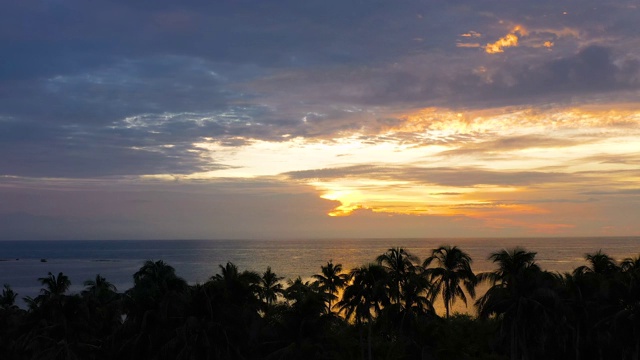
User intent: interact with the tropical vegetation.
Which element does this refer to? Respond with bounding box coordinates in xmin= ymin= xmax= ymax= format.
xmin=1 ymin=246 xmax=639 ymax=359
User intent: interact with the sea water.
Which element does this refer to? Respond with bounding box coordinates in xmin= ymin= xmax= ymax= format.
xmin=1 ymin=237 xmax=639 ymax=311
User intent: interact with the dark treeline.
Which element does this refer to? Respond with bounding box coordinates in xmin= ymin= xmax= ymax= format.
xmin=1 ymin=246 xmax=640 ymax=360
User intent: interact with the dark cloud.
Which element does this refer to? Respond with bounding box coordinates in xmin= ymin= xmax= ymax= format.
xmin=0 ymin=133 xmax=214 ymax=178
xmin=250 ymin=45 xmax=640 ymax=114
xmin=0 ymin=0 xmax=447 ymax=79
xmin=0 ymin=55 xmax=251 ymax=177
xmin=484 ymin=198 xmax=599 ymax=205
xmin=490 ymin=46 xmax=631 ymax=97
xmin=1 ymin=56 xmax=234 ymax=125
xmin=582 ymin=189 xmax=640 ymax=196
xmin=581 ymin=153 xmax=640 ymax=166
xmin=439 ymin=135 xmax=585 ymax=156
xmin=285 ymin=165 xmax=573 ymax=187
xmin=441 ymin=45 xmax=640 ymax=108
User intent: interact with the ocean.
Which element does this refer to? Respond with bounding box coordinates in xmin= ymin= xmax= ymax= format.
xmin=1 ymin=237 xmax=640 ymax=312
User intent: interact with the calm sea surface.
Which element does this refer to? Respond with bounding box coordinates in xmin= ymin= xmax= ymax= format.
xmin=1 ymin=237 xmax=640 ymax=311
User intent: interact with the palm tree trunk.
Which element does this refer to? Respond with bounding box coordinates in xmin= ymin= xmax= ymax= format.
xmin=511 ymin=321 xmax=518 ymax=360
xmin=368 ymin=321 xmax=373 ymax=360
xmin=575 ymin=324 xmax=580 ymax=360
xmin=359 ymin=325 xmax=365 ymax=360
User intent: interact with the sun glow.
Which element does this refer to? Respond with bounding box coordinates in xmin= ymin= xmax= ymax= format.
xmin=138 ymin=104 xmax=640 ymax=229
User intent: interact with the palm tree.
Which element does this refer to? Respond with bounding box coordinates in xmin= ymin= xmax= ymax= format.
xmin=0 ymin=284 xmax=18 ymax=309
xmin=339 ymin=263 xmax=389 ymax=360
xmin=477 ymin=248 xmax=539 ymax=289
xmin=312 ymin=260 xmax=348 ymax=312
xmin=38 ymin=271 xmax=71 ymax=298
xmin=423 ymin=245 xmax=477 ymax=317
xmin=388 ymin=269 xmax=435 ymax=338
xmin=476 ymin=248 xmax=558 ymax=360
xmin=81 ymin=274 xmax=121 ymax=343
xmin=376 ymin=247 xmax=419 ymax=305
xmin=127 ymin=260 xmax=189 ymax=319
xmin=83 ymin=274 xmax=118 ymax=299
xmin=266 ymin=277 xmax=335 ymax=359
xmin=20 ymin=272 xmax=94 ymax=359
xmin=259 ymin=266 xmax=284 ymax=309
xmin=608 ymin=255 xmax=640 ymax=360
xmin=180 ymin=263 xmax=262 ymax=360
xmin=574 ymin=250 xmax=620 ymax=277
xmin=213 ymin=262 xmax=261 ymax=304
xmin=24 ymin=271 xmax=72 ymax=310
xmin=0 ymin=284 xmax=24 ymax=359
xmin=122 ymin=260 xmax=189 ymax=358
xmin=621 ymin=255 xmax=640 ymax=274
xmin=283 ymin=277 xmax=329 ymax=317
xmin=133 ymin=260 xmax=187 ymax=290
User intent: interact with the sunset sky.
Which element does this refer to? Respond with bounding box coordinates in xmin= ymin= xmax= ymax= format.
xmin=1 ymin=1 xmax=639 ymax=240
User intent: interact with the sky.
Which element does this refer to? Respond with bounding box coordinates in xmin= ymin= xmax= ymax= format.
xmin=1 ymin=0 xmax=639 ymax=240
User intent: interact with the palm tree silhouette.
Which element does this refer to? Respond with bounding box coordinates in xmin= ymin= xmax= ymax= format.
xmin=82 ymin=274 xmax=117 ymax=299
xmin=80 ymin=274 xmax=121 ymax=351
xmin=259 ymin=266 xmax=284 ymax=310
xmin=0 ymin=284 xmax=18 ymax=309
xmin=133 ymin=260 xmax=187 ymax=290
xmin=386 ymin=269 xmax=435 ymax=339
xmin=38 ymin=272 xmax=71 ymax=298
xmin=376 ymin=247 xmax=419 ymax=306
xmin=607 ymin=255 xmax=640 ymax=360
xmin=423 ymin=245 xmax=477 ymax=318
xmin=312 ymin=260 xmax=348 ymax=313
xmin=213 ymin=262 xmax=261 ymax=304
xmin=621 ymin=255 xmax=640 ymax=275
xmin=20 ymin=272 xmax=95 ymax=359
xmin=574 ymin=250 xmax=620 ymax=277
xmin=476 ymin=248 xmax=558 ymax=360
xmin=339 ymin=263 xmax=389 ymax=360
xmin=23 ymin=271 xmax=71 ymax=310
xmin=265 ymin=277 xmax=335 ymax=359
xmin=123 ymin=260 xmax=189 ymax=358
xmin=127 ymin=259 xmax=189 ymax=320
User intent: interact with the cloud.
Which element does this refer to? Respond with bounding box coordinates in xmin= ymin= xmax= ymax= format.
xmin=582 ymin=189 xmax=640 ymax=196
xmin=582 ymin=153 xmax=640 ymax=165
xmin=2 ymin=45 xmax=636 ymax=178
xmin=285 ymin=165 xmax=573 ymax=187
xmin=439 ymin=135 xmax=586 ymax=156
xmin=248 ymin=44 xmax=640 ymax=116
xmin=446 ymin=45 xmax=640 ymax=107
xmin=485 ymin=25 xmax=527 ymax=54
xmin=0 ymin=177 xmax=362 ymax=240
xmin=0 ymin=54 xmax=267 ymax=177
xmin=0 ymin=0 xmax=639 ymax=240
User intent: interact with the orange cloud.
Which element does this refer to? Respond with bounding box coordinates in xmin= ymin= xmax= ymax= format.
xmin=457 ymin=31 xmax=482 ymax=48
xmin=485 ymin=25 xmax=528 ymax=54
xmin=460 ymin=31 xmax=482 ymax=38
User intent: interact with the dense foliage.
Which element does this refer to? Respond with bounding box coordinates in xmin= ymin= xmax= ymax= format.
xmin=1 ymin=246 xmax=639 ymax=360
